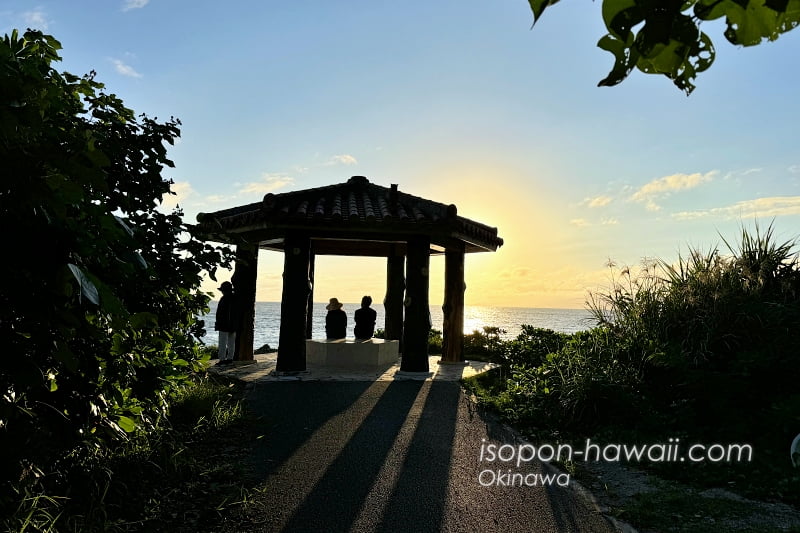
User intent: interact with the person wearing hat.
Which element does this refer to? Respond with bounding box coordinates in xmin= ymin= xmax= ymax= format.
xmin=325 ymin=297 xmax=347 ymax=340
xmin=215 ymin=281 xmax=240 ymax=365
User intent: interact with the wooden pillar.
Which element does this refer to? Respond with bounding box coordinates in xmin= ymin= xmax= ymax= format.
xmin=277 ymin=233 xmax=311 ymax=372
xmin=384 ymin=246 xmax=405 ymax=348
xmin=305 ymin=249 xmax=315 ymax=339
xmin=401 ymin=236 xmax=430 ymax=372
xmin=441 ymin=244 xmax=466 ymax=362
xmin=232 ymin=243 xmax=258 ymax=361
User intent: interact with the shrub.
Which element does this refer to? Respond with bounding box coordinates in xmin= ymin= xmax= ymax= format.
xmin=577 ymin=221 xmax=800 ymax=451
xmin=428 ymin=328 xmax=443 ymax=354
xmin=0 ymin=29 xmax=231 ymax=517
xmin=462 ymin=326 xmax=507 ymax=361
xmin=494 ymin=221 xmax=800 ymax=451
xmin=500 ymin=325 xmax=570 ymax=367
xmin=501 ymin=327 xmax=653 ymax=433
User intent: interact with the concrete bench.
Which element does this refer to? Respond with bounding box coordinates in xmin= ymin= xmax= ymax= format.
xmin=305 ymin=338 xmax=399 ymax=367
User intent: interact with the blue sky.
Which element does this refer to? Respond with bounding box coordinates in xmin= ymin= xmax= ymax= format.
xmin=5 ymin=1 xmax=800 ymax=307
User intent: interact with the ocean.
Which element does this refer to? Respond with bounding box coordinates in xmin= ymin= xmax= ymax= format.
xmin=200 ymin=301 xmax=595 ymax=349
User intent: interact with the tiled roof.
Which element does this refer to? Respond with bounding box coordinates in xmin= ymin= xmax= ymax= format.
xmin=196 ymin=176 xmax=503 ymax=252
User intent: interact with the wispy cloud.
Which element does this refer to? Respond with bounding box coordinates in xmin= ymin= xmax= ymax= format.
xmin=22 ymin=9 xmax=49 ymax=30
xmin=111 ymin=58 xmax=142 ymax=78
xmin=630 ymin=170 xmax=717 ymax=211
xmin=492 ymin=264 xmax=610 ymax=295
xmin=122 ymin=0 xmax=149 ymax=11
xmin=672 ymin=196 xmax=800 ymax=221
xmin=742 ymin=168 xmax=762 ymax=176
xmin=789 ymin=165 xmax=800 ymax=174
xmin=159 ymin=181 xmax=194 ymax=211
xmin=583 ymin=195 xmax=613 ymax=208
xmin=325 ymin=154 xmax=358 ymax=166
xmin=239 ymin=173 xmax=294 ymax=195
xmin=569 ymin=216 xmax=618 ymax=227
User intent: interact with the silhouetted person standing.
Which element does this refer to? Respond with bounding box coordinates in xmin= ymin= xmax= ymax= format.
xmin=325 ymin=297 xmax=347 ymax=339
xmin=354 ymin=295 xmax=377 ymax=340
xmin=215 ymin=281 xmax=239 ymax=365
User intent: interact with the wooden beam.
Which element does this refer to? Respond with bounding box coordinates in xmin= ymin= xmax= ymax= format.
xmin=306 ymin=250 xmax=315 ymax=339
xmin=232 ymin=244 xmax=258 ymax=361
xmin=441 ymin=244 xmax=466 ymax=362
xmin=277 ymin=233 xmax=311 ymax=371
xmin=310 ymin=239 xmax=409 ymax=257
xmin=384 ymin=247 xmax=405 ymax=349
xmin=401 ymin=236 xmax=431 ymax=372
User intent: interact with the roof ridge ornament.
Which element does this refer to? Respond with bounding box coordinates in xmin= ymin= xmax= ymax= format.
xmin=347 ymin=175 xmax=369 ymax=186
xmin=263 ymin=193 xmax=276 ymax=212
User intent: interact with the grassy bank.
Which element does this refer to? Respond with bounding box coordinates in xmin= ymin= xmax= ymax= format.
xmin=462 ymin=223 xmax=800 ymax=513
xmin=3 ymin=372 xmax=260 ymax=533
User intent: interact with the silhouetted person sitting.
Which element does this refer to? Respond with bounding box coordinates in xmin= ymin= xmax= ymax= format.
xmin=354 ymin=295 xmax=377 ymax=340
xmin=215 ymin=281 xmax=240 ymax=365
xmin=325 ymin=297 xmax=347 ymax=339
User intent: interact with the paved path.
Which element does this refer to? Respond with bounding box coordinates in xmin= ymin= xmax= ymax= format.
xmin=210 ymin=358 xmax=617 ymax=533
xmin=210 ymin=353 xmax=499 ymax=383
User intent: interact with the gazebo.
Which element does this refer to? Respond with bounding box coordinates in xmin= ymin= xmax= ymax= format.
xmin=195 ymin=176 xmax=503 ymax=373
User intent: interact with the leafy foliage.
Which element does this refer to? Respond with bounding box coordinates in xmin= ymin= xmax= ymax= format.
xmin=500 ymin=325 xmax=569 ymax=366
xmin=528 ymin=0 xmax=800 ymax=93
xmin=3 ymin=375 xmax=252 ymax=532
xmin=584 ymin=223 xmax=800 ymax=443
xmin=499 ymin=327 xmax=652 ymax=433
xmin=0 ymin=29 xmax=232 ymax=516
xmin=468 ymin=221 xmax=800 ymax=502
xmin=425 ymin=326 xmax=512 ymax=360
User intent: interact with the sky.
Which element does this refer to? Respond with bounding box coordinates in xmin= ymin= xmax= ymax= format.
xmin=4 ymin=1 xmax=800 ymax=308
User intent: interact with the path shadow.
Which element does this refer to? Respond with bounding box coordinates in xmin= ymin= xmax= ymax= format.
xmin=242 ymin=380 xmax=461 ymax=532
xmin=376 ymin=381 xmax=460 ymax=532
xmin=246 ymin=381 xmax=375 ymax=477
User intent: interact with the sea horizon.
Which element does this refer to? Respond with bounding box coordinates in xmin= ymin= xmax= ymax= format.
xmin=200 ymin=301 xmax=596 ymax=349
xmin=212 ymin=300 xmax=589 ymax=311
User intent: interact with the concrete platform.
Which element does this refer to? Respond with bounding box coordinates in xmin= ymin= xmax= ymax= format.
xmin=305 ymin=338 xmax=399 ymax=367
xmin=208 ymin=352 xmax=497 ymax=382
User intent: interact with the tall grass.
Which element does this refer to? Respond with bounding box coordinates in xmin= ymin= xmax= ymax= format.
xmin=466 ymin=222 xmax=800 ymax=501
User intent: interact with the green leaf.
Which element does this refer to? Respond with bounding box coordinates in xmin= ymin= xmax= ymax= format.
xmin=54 ymin=343 xmax=79 ymax=373
xmin=597 ymin=34 xmax=640 ymax=87
xmin=133 ymin=251 xmax=148 ymax=269
xmin=67 ymin=263 xmax=100 ymax=305
xmin=45 ymin=174 xmax=85 ymax=205
xmin=528 ymin=0 xmax=564 ymax=24
xmin=114 ymin=215 xmax=135 ymax=237
xmin=130 ymin=312 xmax=159 ymax=329
xmin=602 ymin=0 xmax=644 ymax=42
xmin=86 ymin=272 xmax=128 ymax=317
xmin=636 ymin=39 xmax=684 ymax=74
xmin=86 ymin=144 xmax=111 ymax=167
xmin=695 ymin=0 xmax=800 ymax=46
xmin=116 ymin=415 xmax=136 ymax=433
